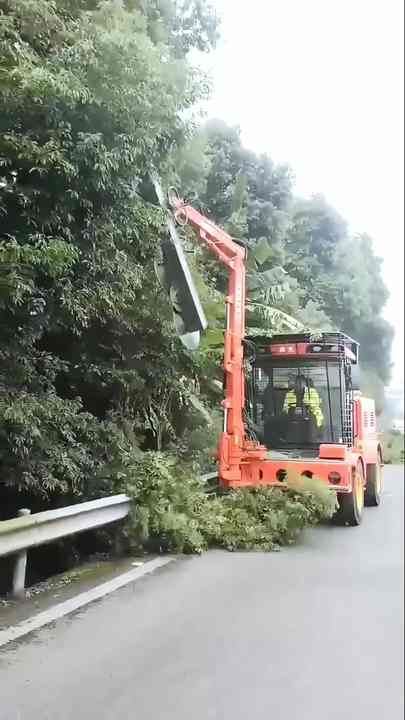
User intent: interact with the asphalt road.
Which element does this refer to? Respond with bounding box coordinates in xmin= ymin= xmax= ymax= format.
xmin=0 ymin=466 xmax=403 ymax=720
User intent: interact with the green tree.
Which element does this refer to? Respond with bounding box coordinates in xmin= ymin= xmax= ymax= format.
xmin=284 ymin=195 xmax=348 ymax=304
xmin=175 ymin=122 xmax=393 ymax=395
xmin=321 ymin=234 xmax=394 ymax=385
xmin=174 ymin=119 xmax=300 ymax=335
xmin=0 ymin=0 xmax=218 ymax=505
xmin=284 ymin=198 xmax=393 ymax=390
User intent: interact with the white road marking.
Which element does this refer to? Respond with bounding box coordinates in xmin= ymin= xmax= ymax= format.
xmin=0 ymin=557 xmax=175 ymax=649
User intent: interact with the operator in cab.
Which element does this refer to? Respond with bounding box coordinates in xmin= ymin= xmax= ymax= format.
xmin=283 ymin=374 xmax=324 ymax=431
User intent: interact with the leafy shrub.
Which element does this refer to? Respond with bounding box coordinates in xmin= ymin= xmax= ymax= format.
xmin=123 ymin=452 xmax=208 ymax=554
xmin=204 ymin=478 xmax=337 ymax=552
xmin=122 ymin=452 xmax=337 ymax=554
xmin=0 ymin=392 xmax=128 ymax=501
xmin=176 ymin=407 xmax=222 ymax=472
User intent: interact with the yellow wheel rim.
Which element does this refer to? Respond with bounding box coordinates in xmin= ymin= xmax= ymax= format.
xmin=355 ymin=468 xmax=364 ymax=511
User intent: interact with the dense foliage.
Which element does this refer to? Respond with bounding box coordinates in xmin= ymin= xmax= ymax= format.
xmin=122 ymin=452 xmax=337 ymax=553
xmin=0 ymin=0 xmax=217 ymax=509
xmin=0 ymin=1 xmax=393 ymax=569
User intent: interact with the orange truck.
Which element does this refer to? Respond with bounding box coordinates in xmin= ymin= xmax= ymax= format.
xmin=243 ymin=332 xmax=383 ymax=526
xmin=157 ymin=183 xmax=383 ymax=526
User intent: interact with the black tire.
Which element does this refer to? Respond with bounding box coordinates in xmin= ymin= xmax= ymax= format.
xmin=334 ymin=462 xmax=365 ymax=527
xmin=365 ymin=451 xmax=383 ymax=507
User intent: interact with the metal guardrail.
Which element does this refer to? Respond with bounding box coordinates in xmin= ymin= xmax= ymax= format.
xmin=1 ymin=473 xmax=218 ymax=599
xmin=0 ymin=495 xmax=130 ymax=598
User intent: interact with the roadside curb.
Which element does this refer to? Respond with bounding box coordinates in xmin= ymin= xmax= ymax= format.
xmin=0 ymin=556 xmax=175 ymax=649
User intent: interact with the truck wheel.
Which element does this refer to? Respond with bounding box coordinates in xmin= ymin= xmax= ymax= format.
xmin=334 ymin=462 xmax=365 ymax=526
xmin=365 ymin=451 xmax=383 ymax=507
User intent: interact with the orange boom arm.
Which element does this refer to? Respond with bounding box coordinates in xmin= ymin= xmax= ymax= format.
xmin=171 ymin=198 xmax=266 ymax=485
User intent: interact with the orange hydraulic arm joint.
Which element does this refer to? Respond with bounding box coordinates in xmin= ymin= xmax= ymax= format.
xmin=171 ymin=197 xmax=267 ymax=486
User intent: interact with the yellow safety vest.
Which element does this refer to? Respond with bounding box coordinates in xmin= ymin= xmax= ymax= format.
xmin=283 ymin=387 xmax=324 ymax=428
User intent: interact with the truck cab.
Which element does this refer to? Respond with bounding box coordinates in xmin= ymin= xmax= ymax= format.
xmin=243 ymin=333 xmax=383 ymax=525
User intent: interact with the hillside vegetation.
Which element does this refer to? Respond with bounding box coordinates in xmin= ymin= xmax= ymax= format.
xmin=0 ymin=2 xmax=393 ymax=562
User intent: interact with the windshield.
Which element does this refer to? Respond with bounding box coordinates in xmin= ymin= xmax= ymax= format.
xmin=251 ymin=361 xmax=344 ymax=450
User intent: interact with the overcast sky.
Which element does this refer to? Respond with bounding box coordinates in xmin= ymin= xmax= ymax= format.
xmin=200 ymin=0 xmax=404 ymax=389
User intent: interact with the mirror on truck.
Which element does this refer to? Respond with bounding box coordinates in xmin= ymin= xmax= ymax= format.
xmin=351 ymin=365 xmax=361 ymax=392
xmin=345 ymin=363 xmax=361 ymax=392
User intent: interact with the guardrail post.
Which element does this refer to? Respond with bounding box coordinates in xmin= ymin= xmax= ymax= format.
xmin=12 ymin=509 xmax=31 ymax=599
